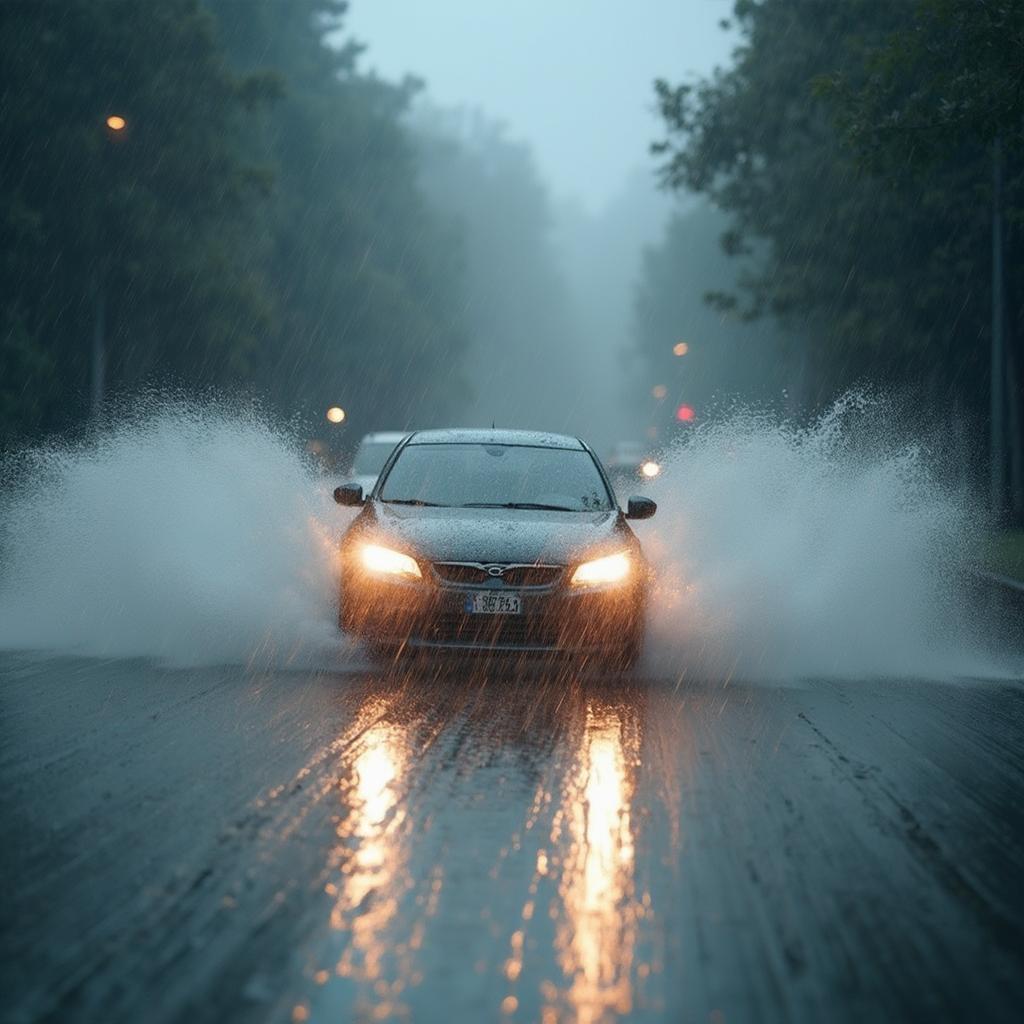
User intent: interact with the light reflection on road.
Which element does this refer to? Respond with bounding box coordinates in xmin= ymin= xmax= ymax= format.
xmin=331 ymin=721 xmax=405 ymax=976
xmin=294 ymin=680 xmax=650 ymax=1023
xmin=546 ymin=700 xmax=641 ymax=1024
xmin=316 ymin=696 xmax=421 ymax=1020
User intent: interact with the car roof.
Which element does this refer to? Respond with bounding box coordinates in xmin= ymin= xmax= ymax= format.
xmin=406 ymin=428 xmax=586 ymax=450
xmin=359 ymin=431 xmax=408 ymax=445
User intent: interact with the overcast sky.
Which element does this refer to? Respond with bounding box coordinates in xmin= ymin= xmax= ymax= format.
xmin=345 ymin=1 xmax=736 ymax=213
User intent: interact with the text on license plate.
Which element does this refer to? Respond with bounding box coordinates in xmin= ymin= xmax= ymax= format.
xmin=465 ymin=593 xmax=522 ymax=615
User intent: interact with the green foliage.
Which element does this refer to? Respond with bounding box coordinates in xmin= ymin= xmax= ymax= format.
xmin=984 ymin=529 xmax=1024 ymax=581
xmin=824 ymin=0 xmax=1024 ymax=170
xmin=649 ymin=0 xmax=1007 ymax=413
xmin=204 ymin=0 xmax=468 ymax=431
xmin=0 ymin=0 xmax=468 ymax=445
xmin=633 ymin=200 xmax=795 ymax=433
xmin=0 ymin=0 xmax=273 ymax=442
xmin=0 ymin=314 xmax=56 ymax=432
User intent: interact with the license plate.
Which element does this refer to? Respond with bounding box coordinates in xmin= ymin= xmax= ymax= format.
xmin=465 ymin=592 xmax=522 ymax=615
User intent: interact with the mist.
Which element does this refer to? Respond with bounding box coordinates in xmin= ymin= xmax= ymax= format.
xmin=2 ymin=393 xmax=997 ymax=682
xmin=3 ymin=5 xmax=1024 ymax=1021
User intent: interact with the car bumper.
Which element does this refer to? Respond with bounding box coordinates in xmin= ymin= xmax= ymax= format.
xmin=340 ymin=574 xmax=643 ymax=655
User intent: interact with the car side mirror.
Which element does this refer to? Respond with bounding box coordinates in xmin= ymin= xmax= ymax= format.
xmin=334 ymin=483 xmax=365 ymax=506
xmin=625 ymin=496 xmax=656 ymax=520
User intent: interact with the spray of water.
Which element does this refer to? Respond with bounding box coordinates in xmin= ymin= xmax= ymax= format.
xmin=640 ymin=393 xmax=990 ymax=681
xmin=0 ymin=399 xmax=353 ymax=667
xmin=0 ymin=393 xmax=997 ymax=679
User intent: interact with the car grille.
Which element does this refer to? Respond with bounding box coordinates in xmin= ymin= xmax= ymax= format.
xmin=418 ymin=612 xmax=561 ymax=647
xmin=432 ymin=563 xmax=563 ymax=588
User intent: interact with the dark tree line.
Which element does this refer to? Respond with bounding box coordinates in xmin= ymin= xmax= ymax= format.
xmin=632 ymin=199 xmax=793 ymax=435
xmin=642 ymin=0 xmax=1023 ymax=516
xmin=0 ymin=0 xmax=467 ymax=446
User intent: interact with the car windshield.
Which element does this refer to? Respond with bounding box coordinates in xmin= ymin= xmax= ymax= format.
xmin=352 ymin=441 xmax=399 ymax=475
xmin=378 ymin=443 xmax=613 ymax=511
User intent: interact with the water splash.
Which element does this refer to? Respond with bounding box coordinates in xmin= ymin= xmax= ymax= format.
xmin=0 ymin=393 xmax=999 ymax=680
xmin=640 ymin=393 xmax=991 ymax=681
xmin=0 ymin=399 xmax=352 ymax=667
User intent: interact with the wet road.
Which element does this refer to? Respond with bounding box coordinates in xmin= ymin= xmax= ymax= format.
xmin=2 ymin=653 xmax=1023 ymax=1024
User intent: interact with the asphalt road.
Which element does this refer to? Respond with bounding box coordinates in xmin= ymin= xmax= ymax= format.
xmin=2 ymin=651 xmax=1023 ymax=1024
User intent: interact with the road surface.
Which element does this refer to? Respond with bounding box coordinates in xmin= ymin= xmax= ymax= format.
xmin=2 ymin=651 xmax=1023 ymax=1023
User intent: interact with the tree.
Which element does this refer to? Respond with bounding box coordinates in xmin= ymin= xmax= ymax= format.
xmin=205 ymin=0 xmax=469 ymax=434
xmin=827 ymin=0 xmax=1024 ymax=169
xmin=633 ymin=199 xmax=796 ymax=438
xmin=650 ymin=0 xmax=994 ymax=417
xmin=0 ymin=0 xmax=272 ymax=443
xmin=1 ymin=0 xmax=472 ymax=447
xmin=824 ymin=0 xmax=1024 ymax=514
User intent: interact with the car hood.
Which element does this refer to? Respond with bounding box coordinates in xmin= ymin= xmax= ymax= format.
xmin=358 ymin=503 xmax=627 ymax=565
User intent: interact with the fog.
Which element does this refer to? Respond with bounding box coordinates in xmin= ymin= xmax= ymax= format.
xmin=2 ymin=9 xmax=1023 ymax=1018
xmin=345 ymin=0 xmax=736 ymax=213
xmin=334 ymin=3 xmax=732 ymax=452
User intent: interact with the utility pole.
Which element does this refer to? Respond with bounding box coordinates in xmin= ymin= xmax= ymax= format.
xmin=91 ymin=269 xmax=105 ymax=419
xmin=991 ymin=136 xmax=1006 ymax=515
xmin=91 ymin=113 xmax=127 ymax=422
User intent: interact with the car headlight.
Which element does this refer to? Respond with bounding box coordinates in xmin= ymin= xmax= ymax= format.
xmin=571 ymin=551 xmax=630 ymax=587
xmin=359 ymin=542 xmax=421 ymax=579
xmin=640 ymin=460 xmax=661 ymax=478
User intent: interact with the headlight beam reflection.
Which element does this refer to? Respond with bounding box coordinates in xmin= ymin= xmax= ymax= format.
xmin=547 ymin=700 xmax=642 ymax=1023
xmin=313 ymin=698 xmax=434 ymax=1021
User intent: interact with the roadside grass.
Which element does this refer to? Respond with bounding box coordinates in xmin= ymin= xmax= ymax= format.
xmin=984 ymin=529 xmax=1024 ymax=583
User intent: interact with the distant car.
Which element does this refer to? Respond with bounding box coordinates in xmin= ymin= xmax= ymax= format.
xmin=605 ymin=440 xmax=661 ymax=490
xmin=344 ymin=431 xmax=408 ymax=495
xmin=333 ymin=428 xmax=656 ymax=667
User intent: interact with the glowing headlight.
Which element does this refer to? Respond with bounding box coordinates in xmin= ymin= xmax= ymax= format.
xmin=571 ymin=551 xmax=631 ymax=587
xmin=359 ymin=543 xmax=421 ymax=579
xmin=640 ymin=460 xmax=661 ymax=478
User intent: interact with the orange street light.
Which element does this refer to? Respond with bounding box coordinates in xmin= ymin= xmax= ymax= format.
xmin=673 ymin=342 xmax=689 ymax=356
xmin=652 ymin=384 xmax=667 ymax=400
xmin=326 ymin=406 xmax=346 ymax=424
xmin=91 ymin=114 xmax=129 ymax=418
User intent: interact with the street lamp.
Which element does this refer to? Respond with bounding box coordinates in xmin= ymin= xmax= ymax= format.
xmin=326 ymin=406 xmax=346 ymax=424
xmin=991 ymin=137 xmax=1005 ymax=513
xmin=92 ymin=114 xmax=130 ymax=419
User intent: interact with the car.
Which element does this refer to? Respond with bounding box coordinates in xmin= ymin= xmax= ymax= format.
xmin=606 ymin=440 xmax=661 ymax=484
xmin=343 ymin=431 xmax=409 ymax=495
xmin=332 ymin=428 xmax=656 ymax=667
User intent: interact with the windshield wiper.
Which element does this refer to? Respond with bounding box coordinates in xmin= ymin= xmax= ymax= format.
xmin=460 ymin=501 xmax=580 ymax=512
xmin=383 ymin=498 xmax=445 ymax=507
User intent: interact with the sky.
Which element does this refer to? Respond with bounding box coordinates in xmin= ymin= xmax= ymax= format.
xmin=345 ymin=0 xmax=736 ymax=213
